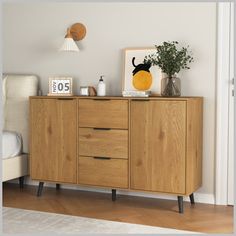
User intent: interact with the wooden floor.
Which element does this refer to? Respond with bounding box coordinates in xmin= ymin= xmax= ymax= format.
xmin=3 ymin=183 xmax=234 ymax=234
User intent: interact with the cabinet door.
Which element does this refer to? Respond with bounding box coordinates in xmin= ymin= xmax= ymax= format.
xmin=131 ymin=100 xmax=186 ymax=194
xmin=30 ymin=98 xmax=77 ymax=183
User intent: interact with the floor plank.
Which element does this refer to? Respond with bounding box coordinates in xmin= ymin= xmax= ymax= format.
xmin=3 ymin=183 xmax=234 ymax=234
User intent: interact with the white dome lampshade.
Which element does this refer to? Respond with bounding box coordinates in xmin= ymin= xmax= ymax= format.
xmin=59 ymin=23 xmax=86 ymax=52
xmin=60 ymin=37 xmax=79 ymax=52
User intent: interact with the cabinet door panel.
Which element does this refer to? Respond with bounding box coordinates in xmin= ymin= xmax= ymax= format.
xmin=131 ymin=101 xmax=186 ymax=194
xmin=30 ymin=99 xmax=77 ymax=183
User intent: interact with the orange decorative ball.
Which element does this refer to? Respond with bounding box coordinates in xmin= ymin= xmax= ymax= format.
xmin=133 ymin=70 xmax=152 ymax=91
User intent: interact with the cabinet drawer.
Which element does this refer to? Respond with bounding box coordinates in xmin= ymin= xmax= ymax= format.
xmin=79 ymin=128 xmax=128 ymax=159
xmin=78 ymin=156 xmax=128 ymax=188
xmin=79 ymin=99 xmax=128 ymax=129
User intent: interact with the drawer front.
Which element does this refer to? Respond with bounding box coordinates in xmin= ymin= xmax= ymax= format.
xmin=79 ymin=99 xmax=128 ymax=129
xmin=79 ymin=128 xmax=128 ymax=159
xmin=78 ymin=156 xmax=128 ymax=188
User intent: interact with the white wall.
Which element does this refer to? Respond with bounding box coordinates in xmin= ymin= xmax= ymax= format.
xmin=3 ymin=2 xmax=217 ymax=203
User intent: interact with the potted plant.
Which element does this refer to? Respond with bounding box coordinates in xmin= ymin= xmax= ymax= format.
xmin=144 ymin=41 xmax=193 ymax=97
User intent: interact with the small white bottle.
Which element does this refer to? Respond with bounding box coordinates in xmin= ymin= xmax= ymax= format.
xmin=97 ymin=75 xmax=106 ymax=96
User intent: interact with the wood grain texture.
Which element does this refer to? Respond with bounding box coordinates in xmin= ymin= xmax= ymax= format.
xmin=186 ymin=98 xmax=203 ymax=194
xmin=30 ymin=97 xmax=203 ymax=197
xmin=78 ymin=99 xmax=128 ymax=129
xmin=130 ymin=101 xmax=186 ymax=194
xmin=30 ymin=96 xmax=202 ymax=100
xmin=30 ymin=98 xmax=77 ymax=183
xmin=3 ymin=184 xmax=233 ymax=234
xmin=79 ymin=128 xmax=128 ymax=159
xmin=78 ymin=156 xmax=128 ymax=188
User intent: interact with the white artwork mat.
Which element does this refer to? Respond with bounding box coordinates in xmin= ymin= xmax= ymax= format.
xmin=123 ymin=48 xmax=161 ymax=94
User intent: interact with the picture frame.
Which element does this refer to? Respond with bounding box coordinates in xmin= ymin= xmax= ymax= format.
xmin=48 ymin=77 xmax=73 ymax=96
xmin=122 ymin=48 xmax=161 ymax=95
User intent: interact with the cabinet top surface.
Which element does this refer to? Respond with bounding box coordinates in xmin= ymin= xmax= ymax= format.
xmin=30 ymin=96 xmax=203 ymax=101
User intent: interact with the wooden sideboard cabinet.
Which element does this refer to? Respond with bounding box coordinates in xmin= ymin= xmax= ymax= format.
xmin=30 ymin=96 xmax=203 ymax=213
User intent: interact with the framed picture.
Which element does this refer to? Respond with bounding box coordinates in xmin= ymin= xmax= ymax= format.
xmin=48 ymin=77 xmax=73 ymax=96
xmin=122 ymin=48 xmax=161 ymax=95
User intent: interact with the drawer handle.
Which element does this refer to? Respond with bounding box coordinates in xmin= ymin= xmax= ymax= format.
xmin=57 ymin=98 xmax=74 ymax=100
xmin=93 ymin=98 xmax=111 ymax=101
xmin=132 ymin=99 xmax=150 ymax=101
xmin=93 ymin=156 xmax=111 ymax=160
xmin=93 ymin=128 xmax=111 ymax=130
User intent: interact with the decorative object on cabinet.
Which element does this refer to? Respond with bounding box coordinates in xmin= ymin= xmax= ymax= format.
xmin=97 ymin=76 xmax=106 ymax=96
xmin=144 ymin=41 xmax=194 ymax=97
xmin=161 ymin=75 xmax=181 ymax=97
xmin=60 ymin=23 xmax=86 ymax=52
xmin=48 ymin=77 xmax=73 ymax=96
xmin=80 ymin=86 xmax=97 ymax=96
xmin=88 ymin=86 xmax=97 ymax=96
xmin=80 ymin=86 xmax=89 ymax=96
xmin=123 ymin=48 xmax=161 ymax=95
xmin=122 ymin=90 xmax=151 ymax=97
xmin=30 ymin=96 xmax=203 ymax=214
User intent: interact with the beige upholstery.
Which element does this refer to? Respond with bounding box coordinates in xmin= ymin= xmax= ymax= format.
xmin=2 ymin=155 xmax=28 ymax=182
xmin=2 ymin=74 xmax=38 ymax=182
xmin=3 ymin=75 xmax=39 ymax=153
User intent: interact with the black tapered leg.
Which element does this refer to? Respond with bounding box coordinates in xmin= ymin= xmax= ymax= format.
xmin=37 ymin=182 xmax=44 ymax=197
xmin=177 ymin=196 xmax=184 ymax=213
xmin=56 ymin=184 xmax=60 ymax=190
xmin=19 ymin=176 xmax=24 ymax=189
xmin=112 ymin=189 xmax=116 ymax=201
xmin=189 ymin=193 xmax=195 ymax=204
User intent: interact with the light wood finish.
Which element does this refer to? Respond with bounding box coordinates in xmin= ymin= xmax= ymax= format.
xmin=79 ymin=99 xmax=128 ymax=129
xmin=78 ymin=156 xmax=128 ymax=188
xmin=30 ymin=96 xmax=203 ymax=208
xmin=30 ymin=95 xmax=203 ymax=100
xmin=131 ymin=100 xmax=186 ymax=194
xmin=3 ymin=184 xmax=233 ymax=234
xmin=30 ymin=98 xmax=77 ymax=183
xmin=70 ymin=23 xmax=86 ymax=41
xmin=79 ymin=128 xmax=128 ymax=159
xmin=186 ymin=98 xmax=203 ymax=194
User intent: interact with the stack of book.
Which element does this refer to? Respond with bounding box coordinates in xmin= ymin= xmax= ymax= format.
xmin=122 ymin=90 xmax=151 ymax=97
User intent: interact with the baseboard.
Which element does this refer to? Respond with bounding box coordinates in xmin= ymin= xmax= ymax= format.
xmin=8 ymin=178 xmax=215 ymax=205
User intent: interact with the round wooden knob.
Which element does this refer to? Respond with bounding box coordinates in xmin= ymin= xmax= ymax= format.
xmin=70 ymin=23 xmax=86 ymax=41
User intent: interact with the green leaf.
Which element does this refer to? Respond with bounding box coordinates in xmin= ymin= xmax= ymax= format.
xmin=143 ymin=41 xmax=194 ymax=77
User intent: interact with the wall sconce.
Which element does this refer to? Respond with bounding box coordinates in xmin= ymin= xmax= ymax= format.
xmin=60 ymin=23 xmax=86 ymax=52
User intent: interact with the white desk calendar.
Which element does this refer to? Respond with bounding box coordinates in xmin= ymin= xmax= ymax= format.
xmin=48 ymin=77 xmax=73 ymax=96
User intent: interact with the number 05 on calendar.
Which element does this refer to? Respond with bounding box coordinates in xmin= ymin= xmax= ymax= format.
xmin=48 ymin=77 xmax=73 ymax=96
